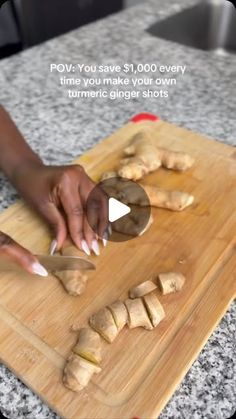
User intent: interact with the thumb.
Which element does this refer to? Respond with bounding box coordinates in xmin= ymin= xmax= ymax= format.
xmin=39 ymin=202 xmax=67 ymax=253
xmin=0 ymin=231 xmax=48 ymax=277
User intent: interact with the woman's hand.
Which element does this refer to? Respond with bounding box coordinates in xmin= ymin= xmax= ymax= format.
xmin=11 ymin=162 xmax=108 ymax=255
xmin=0 ymin=106 xmax=108 ymax=256
xmin=0 ymin=231 xmax=48 ymax=276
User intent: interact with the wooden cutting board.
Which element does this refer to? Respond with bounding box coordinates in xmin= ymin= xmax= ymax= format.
xmin=0 ymin=118 xmax=235 ymax=419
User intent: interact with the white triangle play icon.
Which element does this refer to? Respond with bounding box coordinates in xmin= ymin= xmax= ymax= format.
xmin=108 ymin=197 xmax=131 ymax=222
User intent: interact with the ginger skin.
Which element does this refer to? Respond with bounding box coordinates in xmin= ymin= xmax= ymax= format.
xmin=89 ymin=307 xmax=119 ymax=343
xmin=129 ymin=280 xmax=157 ymax=299
xmin=118 ymin=131 xmax=194 ymax=180
xmin=63 ymin=328 xmax=102 ymax=392
xmin=54 ymin=270 xmax=87 ymax=296
xmin=158 ymin=272 xmax=186 ymax=295
xmin=142 ymin=186 xmax=194 ymax=211
xmin=73 ymin=328 xmax=102 ymax=365
xmin=107 ymin=301 xmax=128 ymax=332
xmin=53 ymin=240 xmax=88 ymax=296
xmin=100 ymin=174 xmax=194 ymax=212
xmin=63 ymin=354 xmax=101 ymax=392
xmin=117 ymin=182 xmax=194 ymax=211
xmin=142 ymin=292 xmax=165 ymax=327
xmin=125 ymin=298 xmax=153 ymax=330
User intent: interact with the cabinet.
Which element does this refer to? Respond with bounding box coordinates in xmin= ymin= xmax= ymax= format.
xmin=17 ymin=0 xmax=123 ymax=46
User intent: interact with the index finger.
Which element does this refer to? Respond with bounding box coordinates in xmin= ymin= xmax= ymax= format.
xmin=85 ymin=185 xmax=109 ymax=240
xmin=60 ymin=186 xmax=85 ymax=250
xmin=0 ymin=232 xmax=48 ymax=277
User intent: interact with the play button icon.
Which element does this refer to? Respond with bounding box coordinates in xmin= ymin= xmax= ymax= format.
xmin=86 ymin=177 xmax=151 ymax=242
xmin=108 ymin=197 xmax=131 ymax=222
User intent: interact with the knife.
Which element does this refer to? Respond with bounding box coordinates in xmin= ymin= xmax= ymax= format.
xmin=0 ymin=255 xmax=95 ymax=273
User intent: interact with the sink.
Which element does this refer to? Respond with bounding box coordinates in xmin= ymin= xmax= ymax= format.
xmin=147 ymin=0 xmax=236 ymax=54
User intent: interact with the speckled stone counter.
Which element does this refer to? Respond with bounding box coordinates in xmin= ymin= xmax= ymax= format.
xmin=0 ymin=0 xmax=235 ymax=418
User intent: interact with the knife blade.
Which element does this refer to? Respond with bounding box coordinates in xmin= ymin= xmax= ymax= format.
xmin=37 ymin=255 xmax=95 ymax=271
xmin=0 ymin=255 xmax=95 ymax=273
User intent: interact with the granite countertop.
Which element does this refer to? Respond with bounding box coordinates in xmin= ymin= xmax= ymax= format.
xmin=0 ymin=0 xmax=235 ymax=418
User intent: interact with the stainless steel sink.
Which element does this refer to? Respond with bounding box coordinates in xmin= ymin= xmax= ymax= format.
xmin=147 ymin=0 xmax=236 ymax=54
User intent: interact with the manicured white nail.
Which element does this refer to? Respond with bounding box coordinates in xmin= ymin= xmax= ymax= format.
xmin=102 ymin=238 xmax=107 ymax=247
xmin=49 ymin=239 xmax=57 ymax=255
xmin=108 ymin=224 xmax=112 ymax=236
xmin=102 ymin=231 xmax=108 ymax=247
xmin=91 ymin=239 xmax=100 ymax=256
xmin=81 ymin=239 xmax=90 ymax=256
xmin=32 ymin=262 xmax=48 ymax=277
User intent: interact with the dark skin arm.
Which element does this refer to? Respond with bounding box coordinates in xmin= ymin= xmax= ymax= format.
xmin=0 ymin=106 xmax=108 ymax=275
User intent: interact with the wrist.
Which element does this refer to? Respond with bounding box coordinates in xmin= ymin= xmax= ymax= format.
xmin=0 ymin=106 xmax=43 ymax=182
xmin=9 ymin=156 xmax=44 ymax=187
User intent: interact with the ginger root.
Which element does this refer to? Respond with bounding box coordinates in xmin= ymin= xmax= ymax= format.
xmin=129 ymin=280 xmax=157 ymax=299
xmin=63 ymin=353 xmax=101 ymax=392
xmin=73 ymin=328 xmax=102 ymax=365
xmin=100 ymin=171 xmax=117 ymax=181
xmin=141 ymin=186 xmax=194 ymax=211
xmin=63 ymin=327 xmax=102 ymax=392
xmin=158 ymin=272 xmax=186 ymax=295
xmin=142 ymin=292 xmax=165 ymax=327
xmin=112 ymin=211 xmax=153 ymax=237
xmin=54 ymin=240 xmax=88 ymax=296
xmin=125 ymin=298 xmax=153 ymax=330
xmin=107 ymin=301 xmax=128 ymax=332
xmin=100 ymin=174 xmax=194 ymax=212
xmin=118 ymin=131 xmax=194 ymax=180
xmin=89 ymin=307 xmax=119 ymax=343
xmin=54 ymin=270 xmax=87 ymax=296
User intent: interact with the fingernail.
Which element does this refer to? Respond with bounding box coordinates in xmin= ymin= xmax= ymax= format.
xmin=91 ymin=239 xmax=100 ymax=256
xmin=102 ymin=231 xmax=108 ymax=247
xmin=49 ymin=239 xmax=57 ymax=255
xmin=108 ymin=224 xmax=112 ymax=236
xmin=81 ymin=239 xmax=91 ymax=256
xmin=32 ymin=262 xmax=48 ymax=277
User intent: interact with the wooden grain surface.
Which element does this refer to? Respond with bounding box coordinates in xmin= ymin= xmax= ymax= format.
xmin=0 ymin=119 xmax=235 ymax=419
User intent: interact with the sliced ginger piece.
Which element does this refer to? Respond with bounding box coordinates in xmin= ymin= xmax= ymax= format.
xmin=129 ymin=279 xmax=157 ymax=299
xmin=63 ymin=353 xmax=101 ymax=392
xmin=142 ymin=291 xmax=165 ymax=327
xmin=53 ymin=239 xmax=88 ymax=296
xmin=72 ymin=328 xmax=102 ymax=365
xmin=89 ymin=307 xmax=119 ymax=343
xmin=54 ymin=270 xmax=87 ymax=296
xmin=158 ymin=272 xmax=186 ymax=295
xmin=107 ymin=301 xmax=128 ymax=332
xmin=125 ymin=298 xmax=153 ymax=330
